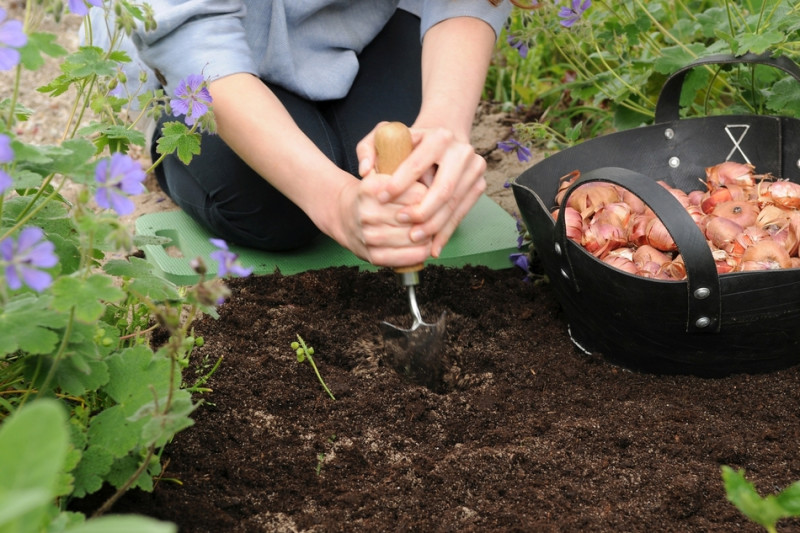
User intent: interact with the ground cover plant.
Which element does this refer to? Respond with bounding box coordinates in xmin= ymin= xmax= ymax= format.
xmin=0 ymin=1 xmax=250 ymax=531
xmin=2 ymin=0 xmax=800 ymax=531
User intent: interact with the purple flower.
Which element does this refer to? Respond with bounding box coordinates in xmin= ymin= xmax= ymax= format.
xmin=497 ymin=138 xmax=532 ymax=163
xmin=0 ymin=134 xmax=11 ymax=164
xmin=0 ymin=8 xmax=27 ymax=71
xmin=1 ymin=227 xmax=58 ymax=292
xmin=510 ymin=252 xmax=530 ymax=282
xmin=559 ymin=0 xmax=591 ymax=28
xmin=0 ymin=134 xmax=12 ymax=194
xmin=67 ymin=0 xmax=103 ymax=16
xmin=94 ymin=152 xmax=146 ymax=215
xmin=209 ymin=239 xmax=252 ymax=278
xmin=507 ymin=34 xmax=528 ymax=59
xmin=0 ymin=170 xmax=11 ymax=195
xmin=171 ymin=74 xmax=213 ymax=127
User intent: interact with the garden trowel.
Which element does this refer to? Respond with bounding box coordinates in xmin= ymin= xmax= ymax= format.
xmin=374 ymin=122 xmax=447 ymax=392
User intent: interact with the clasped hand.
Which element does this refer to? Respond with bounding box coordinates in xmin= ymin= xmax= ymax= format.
xmin=344 ymin=124 xmax=487 ymax=267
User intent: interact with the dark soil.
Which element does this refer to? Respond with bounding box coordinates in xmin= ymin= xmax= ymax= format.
xmin=80 ymin=264 xmax=800 ymax=532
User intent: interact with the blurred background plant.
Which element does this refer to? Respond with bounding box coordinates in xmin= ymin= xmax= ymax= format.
xmin=0 ymin=1 xmax=249 ymax=531
xmin=487 ymin=0 xmax=800 ymax=152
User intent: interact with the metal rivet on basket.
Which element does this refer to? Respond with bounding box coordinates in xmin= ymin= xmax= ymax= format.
xmin=560 ymin=268 xmax=569 ymax=280
xmin=693 ymin=287 xmax=710 ymax=299
xmin=695 ymin=316 xmax=711 ymax=328
xmin=664 ymin=128 xmax=674 ymax=140
xmin=554 ymin=242 xmax=562 ymax=255
xmin=669 ymin=156 xmax=680 ymax=168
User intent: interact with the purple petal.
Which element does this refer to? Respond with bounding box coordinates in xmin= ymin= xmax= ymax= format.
xmin=29 ymin=240 xmax=58 ymax=268
xmin=94 ymin=158 xmax=109 ymax=184
xmin=68 ymin=0 xmax=89 ymax=16
xmin=0 ymin=18 xmax=26 ymax=48
xmin=0 ymin=170 xmax=11 ymax=194
xmin=0 ymin=237 xmax=12 ymax=261
xmin=184 ymin=73 xmax=204 ymax=92
xmin=209 ymin=249 xmax=230 ymax=277
xmin=510 ymin=252 xmax=529 ymax=271
xmin=5 ymin=264 xmax=21 ymax=290
xmin=0 ymin=48 xmax=20 ymax=70
xmin=17 ymin=227 xmax=44 ymax=251
xmin=209 ymin=238 xmax=229 ymax=250
xmin=109 ymin=191 xmax=134 ymax=215
xmin=189 ymin=100 xmax=208 ymax=119
xmin=230 ymin=264 xmax=253 ymax=277
xmin=171 ymin=98 xmax=190 ymax=116
xmin=21 ymin=267 xmax=52 ymax=292
xmin=94 ymin=187 xmax=112 ymax=209
xmin=0 ymin=134 xmax=12 ymax=163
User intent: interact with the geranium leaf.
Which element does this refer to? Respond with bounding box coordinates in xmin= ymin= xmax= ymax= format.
xmin=52 ymin=274 xmax=126 ymax=323
xmin=0 ymin=294 xmax=66 ymax=357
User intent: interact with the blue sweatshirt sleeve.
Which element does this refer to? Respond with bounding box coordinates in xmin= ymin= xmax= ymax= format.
xmin=401 ymin=0 xmax=512 ymax=41
xmin=130 ymin=0 xmax=257 ymax=93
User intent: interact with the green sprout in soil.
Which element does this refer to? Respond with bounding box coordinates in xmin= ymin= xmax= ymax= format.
xmin=292 ymin=335 xmax=335 ymax=400
xmin=722 ymin=466 xmax=800 ymax=533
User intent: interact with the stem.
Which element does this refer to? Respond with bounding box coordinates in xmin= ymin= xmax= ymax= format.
xmin=306 ymin=354 xmax=335 ymax=401
xmin=92 ymin=446 xmax=156 ymax=517
xmin=187 ymin=355 xmax=223 ymax=393
xmin=34 ymin=307 xmax=76 ymax=401
xmin=118 ymin=323 xmax=159 ymax=341
xmin=5 ymin=64 xmax=22 ymax=130
xmin=296 ymin=336 xmax=335 ymax=401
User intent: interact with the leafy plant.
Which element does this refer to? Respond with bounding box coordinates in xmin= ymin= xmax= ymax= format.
xmin=0 ymin=1 xmax=251 ymax=530
xmin=722 ymin=466 xmax=800 ymax=533
xmin=291 ymin=335 xmax=335 ymax=401
xmin=496 ymin=0 xmax=800 ymax=150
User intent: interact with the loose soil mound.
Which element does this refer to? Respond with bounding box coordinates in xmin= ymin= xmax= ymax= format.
xmin=78 ymin=265 xmax=800 ymax=532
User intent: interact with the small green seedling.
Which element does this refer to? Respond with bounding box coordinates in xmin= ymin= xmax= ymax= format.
xmin=292 ymin=335 xmax=335 ymax=400
xmin=722 ymin=466 xmax=800 ymax=533
xmin=315 ymin=452 xmax=326 ymax=476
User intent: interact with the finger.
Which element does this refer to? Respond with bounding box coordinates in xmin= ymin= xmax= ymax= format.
xmin=365 ymin=243 xmax=433 ymax=268
xmin=377 ymin=128 xmax=452 ymax=203
xmin=406 ymin=173 xmax=485 ymax=246
xmin=355 ymin=121 xmax=391 ymax=178
xmin=400 ymin=147 xmax=486 ymax=225
xmin=360 ymin=172 xmax=427 ymax=213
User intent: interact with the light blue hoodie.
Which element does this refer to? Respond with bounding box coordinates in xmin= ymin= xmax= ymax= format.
xmin=85 ymin=0 xmax=512 ymax=101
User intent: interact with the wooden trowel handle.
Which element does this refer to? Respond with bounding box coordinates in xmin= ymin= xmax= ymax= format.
xmin=374 ymin=122 xmax=424 ymax=280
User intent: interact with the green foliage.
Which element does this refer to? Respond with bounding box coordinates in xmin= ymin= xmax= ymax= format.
xmin=0 ymin=400 xmax=175 ymax=532
xmin=0 ymin=1 xmax=243 ymax=529
xmin=494 ymin=0 xmax=800 ymax=150
xmin=722 ymin=466 xmax=800 ymax=533
xmin=155 ymin=122 xmax=201 ymax=165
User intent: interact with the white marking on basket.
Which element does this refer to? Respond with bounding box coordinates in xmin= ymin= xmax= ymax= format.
xmin=724 ymin=124 xmax=751 ymax=164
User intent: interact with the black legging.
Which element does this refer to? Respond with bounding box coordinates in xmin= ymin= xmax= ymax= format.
xmin=151 ymin=10 xmax=422 ymax=251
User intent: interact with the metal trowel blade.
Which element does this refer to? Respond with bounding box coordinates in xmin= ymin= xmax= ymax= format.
xmin=379 ymin=311 xmax=447 ymax=392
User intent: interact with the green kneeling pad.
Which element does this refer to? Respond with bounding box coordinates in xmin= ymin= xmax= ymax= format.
xmin=134 ymin=194 xmax=520 ymax=285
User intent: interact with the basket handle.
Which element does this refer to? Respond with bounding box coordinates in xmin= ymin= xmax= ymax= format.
xmin=554 ymin=167 xmax=721 ymax=333
xmin=654 ymin=51 xmax=800 ymax=124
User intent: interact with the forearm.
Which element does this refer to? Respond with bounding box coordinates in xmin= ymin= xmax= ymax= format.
xmin=208 ymin=73 xmax=352 ymax=241
xmin=413 ymin=17 xmax=496 ymax=140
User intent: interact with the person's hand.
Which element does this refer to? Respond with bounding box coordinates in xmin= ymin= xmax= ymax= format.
xmin=357 ymin=125 xmax=486 ymax=258
xmin=334 ymin=169 xmax=432 ymax=267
